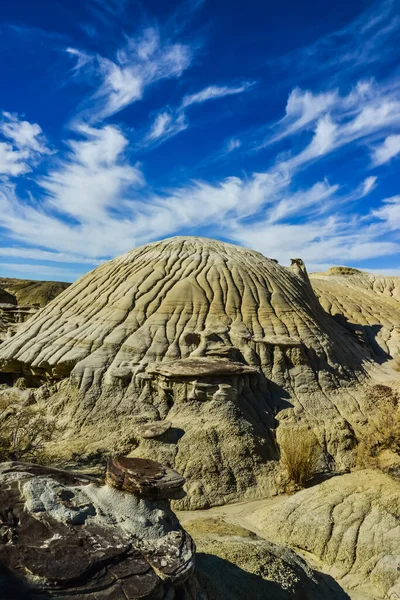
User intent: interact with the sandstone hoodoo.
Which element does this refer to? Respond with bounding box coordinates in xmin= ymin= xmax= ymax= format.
xmin=0 ymin=237 xmax=374 ymax=508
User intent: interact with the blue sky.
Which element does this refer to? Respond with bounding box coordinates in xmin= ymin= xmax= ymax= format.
xmin=0 ymin=0 xmax=399 ymax=282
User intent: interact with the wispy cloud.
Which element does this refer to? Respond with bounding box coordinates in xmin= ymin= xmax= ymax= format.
xmin=67 ymin=27 xmax=193 ymax=121
xmin=39 ymin=124 xmax=144 ymax=222
xmin=180 ymin=82 xmax=254 ymax=109
xmin=0 ymin=262 xmax=79 ymax=279
xmin=0 ymin=113 xmax=50 ymax=178
xmin=371 ymin=195 xmax=400 ymax=229
xmin=144 ymin=81 xmax=254 ymax=147
xmin=372 ymin=134 xmax=400 ymax=165
xmin=145 ymin=110 xmax=188 ymax=144
xmin=0 ymin=247 xmax=100 ymax=264
xmin=226 ymin=137 xmax=241 ymax=152
xmin=271 ymin=0 xmax=400 ymax=87
xmin=256 ymin=80 xmax=400 ymax=177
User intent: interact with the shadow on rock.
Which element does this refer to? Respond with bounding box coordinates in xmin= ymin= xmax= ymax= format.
xmin=196 ymin=553 xmax=350 ymax=600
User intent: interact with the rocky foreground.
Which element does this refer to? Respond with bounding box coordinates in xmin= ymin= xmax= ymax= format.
xmin=0 ymin=458 xmax=359 ymax=600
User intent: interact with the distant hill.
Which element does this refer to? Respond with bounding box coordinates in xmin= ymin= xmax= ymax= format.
xmin=0 ymin=277 xmax=70 ymax=308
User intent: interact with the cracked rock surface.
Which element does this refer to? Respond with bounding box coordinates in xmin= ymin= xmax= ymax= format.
xmin=310 ymin=268 xmax=400 ymax=361
xmin=247 ymin=470 xmax=400 ymax=600
xmin=0 ymin=461 xmax=203 ymax=600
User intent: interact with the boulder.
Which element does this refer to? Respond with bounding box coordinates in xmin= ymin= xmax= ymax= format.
xmin=137 ymin=420 xmax=172 ymax=439
xmin=0 ymin=460 xmax=203 ymax=599
xmin=105 ymin=456 xmax=186 ymax=499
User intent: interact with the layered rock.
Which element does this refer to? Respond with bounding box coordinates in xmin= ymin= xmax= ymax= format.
xmin=0 ymin=459 xmax=203 ymax=599
xmin=310 ymin=268 xmax=400 ymax=362
xmin=0 ymin=278 xmax=69 ymax=344
xmin=247 ymin=470 xmax=400 ymax=599
xmin=0 ymin=238 xmax=379 ymax=507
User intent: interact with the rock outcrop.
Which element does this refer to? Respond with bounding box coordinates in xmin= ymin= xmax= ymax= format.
xmin=183 ymin=517 xmax=349 ymax=599
xmin=0 ymin=238 xmax=380 ymax=508
xmin=310 ymin=268 xmax=400 ymax=362
xmin=0 ymin=277 xmax=70 ymax=308
xmin=0 ymin=278 xmax=69 ymax=344
xmin=0 ymin=459 xmax=203 ymax=599
xmin=247 ymin=470 xmax=400 ymax=600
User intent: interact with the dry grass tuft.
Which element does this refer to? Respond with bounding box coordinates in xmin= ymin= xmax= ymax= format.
xmin=279 ymin=428 xmax=321 ymax=490
xmin=356 ymin=386 xmax=400 ymax=469
xmin=0 ymin=406 xmax=57 ymax=463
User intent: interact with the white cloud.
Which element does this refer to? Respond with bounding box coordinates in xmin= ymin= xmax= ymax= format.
xmin=273 ymin=88 xmax=339 ymax=142
xmin=68 ymin=27 xmax=192 ymax=120
xmin=371 ymin=196 xmax=400 ymax=230
xmin=261 ymin=80 xmax=400 ymax=166
xmin=226 ymin=137 xmax=241 ymax=152
xmin=40 ymin=124 xmax=143 ymax=222
xmin=267 ymin=180 xmax=339 ymax=223
xmin=146 ymin=110 xmax=188 ymax=143
xmin=361 ymin=175 xmax=377 ymax=196
xmin=0 ymin=143 xmax=31 ymax=177
xmin=0 ymin=247 xmax=100 ymax=264
xmin=181 ymin=82 xmax=254 ymax=109
xmin=0 ymin=113 xmax=50 ymax=177
xmin=373 ymin=134 xmax=400 ymax=165
xmin=229 ymin=216 xmax=400 ymax=266
xmin=142 ymin=81 xmax=253 ymax=147
xmin=1 ymin=112 xmax=49 ymax=154
xmin=0 ymin=262 xmax=79 ymax=280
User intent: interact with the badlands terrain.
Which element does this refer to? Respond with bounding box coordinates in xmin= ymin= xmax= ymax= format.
xmin=0 ymin=236 xmax=399 ymax=599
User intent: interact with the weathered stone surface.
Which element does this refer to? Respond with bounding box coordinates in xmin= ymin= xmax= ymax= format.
xmin=310 ymin=268 xmax=400 ymax=362
xmin=137 ymin=420 xmax=172 ymax=438
xmin=106 ymin=456 xmax=186 ymax=499
xmin=0 ymin=461 xmax=203 ymax=600
xmin=0 ymin=278 xmax=69 ymax=344
xmin=183 ymin=517 xmax=348 ymax=599
xmin=248 ymin=470 xmax=400 ymax=600
xmin=147 ymin=357 xmax=258 ymax=378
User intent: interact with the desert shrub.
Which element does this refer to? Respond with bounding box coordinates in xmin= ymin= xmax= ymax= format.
xmin=356 ymin=394 xmax=400 ymax=468
xmin=279 ymin=428 xmax=321 ymax=489
xmin=356 ymin=385 xmax=400 ymax=469
xmin=0 ymin=406 xmax=56 ymax=463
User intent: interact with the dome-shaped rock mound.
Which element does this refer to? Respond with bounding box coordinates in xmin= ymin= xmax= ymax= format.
xmin=0 ymin=237 xmax=371 ymax=508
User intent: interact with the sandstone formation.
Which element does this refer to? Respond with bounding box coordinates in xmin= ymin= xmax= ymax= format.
xmin=0 ymin=459 xmax=203 ymax=599
xmin=0 ymin=277 xmax=69 ymax=344
xmin=105 ymin=456 xmax=186 ymax=499
xmin=183 ymin=517 xmax=349 ymax=599
xmin=310 ymin=268 xmax=400 ymax=363
xmin=0 ymin=237 xmax=382 ymax=508
xmin=248 ymin=470 xmax=400 ymax=599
